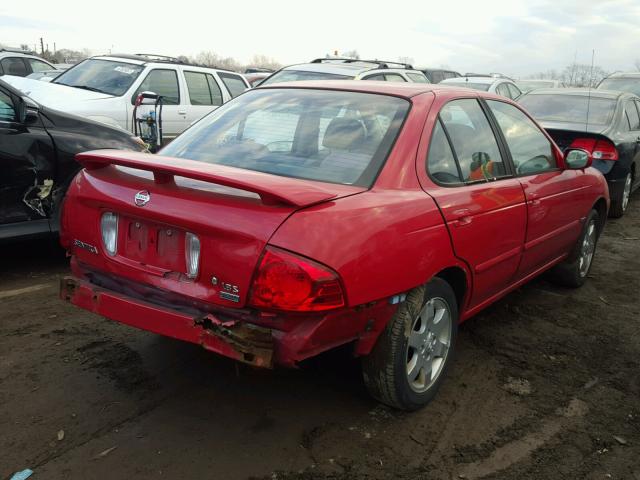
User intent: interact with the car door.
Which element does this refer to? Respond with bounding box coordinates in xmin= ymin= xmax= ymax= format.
xmin=622 ymin=99 xmax=640 ymax=190
xmin=485 ymin=99 xmax=590 ymax=277
xmin=0 ymin=86 xmax=56 ymax=230
xmin=423 ymin=98 xmax=527 ymax=309
xmin=183 ymin=70 xmax=225 ymax=126
xmin=132 ymin=68 xmax=184 ymax=140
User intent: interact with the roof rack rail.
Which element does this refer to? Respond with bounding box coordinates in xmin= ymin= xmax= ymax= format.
xmin=310 ymin=57 xmax=414 ymax=70
xmin=98 ymin=53 xmax=238 ymax=73
xmin=464 ymin=72 xmax=514 ymax=81
xmin=0 ymin=47 xmax=37 ymax=54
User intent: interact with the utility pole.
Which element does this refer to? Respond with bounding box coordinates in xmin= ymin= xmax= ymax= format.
xmin=54 ymin=42 xmax=56 ymax=54
xmin=40 ymin=37 xmax=44 ymax=55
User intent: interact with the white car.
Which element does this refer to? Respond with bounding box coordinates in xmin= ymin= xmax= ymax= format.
xmin=440 ymin=76 xmax=522 ymax=100
xmin=261 ymin=58 xmax=430 ymax=85
xmin=2 ymin=54 xmax=250 ymax=140
xmin=0 ymin=48 xmax=56 ymax=77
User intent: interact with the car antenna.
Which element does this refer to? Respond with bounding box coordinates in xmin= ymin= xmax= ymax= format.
xmin=585 ymin=49 xmax=595 ymax=133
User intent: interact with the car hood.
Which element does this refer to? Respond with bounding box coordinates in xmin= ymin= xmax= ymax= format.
xmin=537 ymin=120 xmax=609 ymax=136
xmin=2 ymin=75 xmax=115 ymax=106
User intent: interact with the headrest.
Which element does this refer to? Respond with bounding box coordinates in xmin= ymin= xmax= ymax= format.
xmin=322 ymin=117 xmax=366 ymax=150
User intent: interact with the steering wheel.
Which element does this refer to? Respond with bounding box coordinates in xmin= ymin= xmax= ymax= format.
xmin=516 ymin=155 xmax=551 ymax=175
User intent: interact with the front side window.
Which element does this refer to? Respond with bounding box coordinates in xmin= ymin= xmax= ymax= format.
xmin=1 ymin=57 xmax=27 ymax=76
xmin=439 ymin=99 xmax=506 ymax=182
xmin=487 ymin=100 xmax=556 ymax=175
xmin=261 ymin=70 xmax=352 ymax=85
xmin=598 ymin=78 xmax=640 ymax=96
xmin=518 ymin=94 xmax=616 ymax=126
xmin=218 ymin=72 xmax=248 ymax=98
xmin=53 ymin=59 xmax=144 ymax=96
xmin=625 ymin=100 xmax=640 ymax=130
xmin=184 ymin=71 xmax=222 ymax=106
xmin=135 ymin=69 xmax=180 ymax=105
xmin=160 ymin=89 xmax=410 ymax=187
xmin=28 ymin=59 xmax=52 ymax=73
xmin=0 ymin=90 xmax=16 ymax=122
xmin=427 ymin=119 xmax=461 ymax=184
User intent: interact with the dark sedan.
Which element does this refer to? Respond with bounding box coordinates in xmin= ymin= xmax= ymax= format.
xmin=0 ymin=79 xmax=145 ymax=241
xmin=519 ymin=88 xmax=640 ymax=217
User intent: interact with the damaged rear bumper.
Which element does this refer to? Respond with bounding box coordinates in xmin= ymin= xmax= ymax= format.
xmin=60 ymin=276 xmax=274 ymax=367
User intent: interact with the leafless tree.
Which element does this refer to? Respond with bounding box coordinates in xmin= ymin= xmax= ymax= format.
xmin=397 ymin=56 xmax=415 ymax=66
xmin=342 ymin=49 xmax=360 ymax=60
xmin=246 ymin=54 xmax=282 ymax=71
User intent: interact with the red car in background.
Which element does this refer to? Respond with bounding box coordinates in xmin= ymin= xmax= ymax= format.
xmin=59 ymin=81 xmax=608 ymax=410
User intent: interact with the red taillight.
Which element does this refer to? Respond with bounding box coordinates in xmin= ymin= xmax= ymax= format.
xmin=570 ymin=137 xmax=618 ymax=161
xmin=249 ymin=247 xmax=345 ymax=312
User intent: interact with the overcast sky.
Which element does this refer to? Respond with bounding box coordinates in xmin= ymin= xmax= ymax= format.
xmin=2 ymin=0 xmax=639 ymax=76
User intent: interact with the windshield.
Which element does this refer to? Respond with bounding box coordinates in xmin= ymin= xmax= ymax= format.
xmin=517 ymin=80 xmax=555 ymax=92
xmin=519 ymin=94 xmax=617 ymax=125
xmin=161 ymin=89 xmax=410 ymax=187
xmin=598 ymin=78 xmax=640 ymax=96
xmin=53 ymin=59 xmax=144 ymax=96
xmin=442 ymin=81 xmax=491 ymax=91
xmin=261 ymin=69 xmax=352 ymax=85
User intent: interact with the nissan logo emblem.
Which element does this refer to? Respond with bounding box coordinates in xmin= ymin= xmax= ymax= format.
xmin=134 ymin=190 xmax=151 ymax=207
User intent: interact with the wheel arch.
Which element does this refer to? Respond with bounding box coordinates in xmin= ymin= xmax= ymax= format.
xmin=592 ymin=197 xmax=608 ymax=233
xmin=434 ymin=266 xmax=468 ymax=311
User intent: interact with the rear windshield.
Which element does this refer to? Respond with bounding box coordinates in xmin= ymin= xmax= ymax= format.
xmin=260 ymin=70 xmax=352 ymax=85
xmin=518 ymin=94 xmax=617 ymax=125
xmin=598 ymin=78 xmax=640 ymax=96
xmin=160 ymin=89 xmax=410 ymax=187
xmin=444 ymin=81 xmax=490 ymax=91
xmin=53 ymin=59 xmax=144 ymax=96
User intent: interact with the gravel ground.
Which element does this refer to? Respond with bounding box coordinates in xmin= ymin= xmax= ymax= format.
xmin=1 ymin=198 xmax=639 ymax=480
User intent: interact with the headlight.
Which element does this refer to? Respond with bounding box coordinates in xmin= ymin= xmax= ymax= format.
xmin=185 ymin=232 xmax=200 ymax=278
xmin=100 ymin=212 xmax=119 ymax=256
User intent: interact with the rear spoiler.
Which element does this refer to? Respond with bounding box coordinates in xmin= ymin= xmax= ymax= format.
xmin=76 ymin=150 xmax=350 ymax=207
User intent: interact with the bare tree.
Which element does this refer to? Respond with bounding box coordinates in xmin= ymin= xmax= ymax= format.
xmin=342 ymin=49 xmax=360 ymax=60
xmin=560 ymin=63 xmax=608 ymax=87
xmin=246 ymin=54 xmax=282 ymax=71
xmin=193 ymin=51 xmax=242 ymax=71
xmin=397 ymin=56 xmax=415 ymax=66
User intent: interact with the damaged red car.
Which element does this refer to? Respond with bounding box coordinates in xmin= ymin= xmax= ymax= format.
xmin=60 ymin=81 xmax=608 ymax=410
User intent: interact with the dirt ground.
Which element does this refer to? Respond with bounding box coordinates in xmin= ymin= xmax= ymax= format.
xmin=1 ymin=200 xmax=639 ymax=480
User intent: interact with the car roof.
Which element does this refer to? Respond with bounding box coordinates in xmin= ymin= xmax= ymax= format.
xmin=89 ymin=54 xmax=237 ymax=73
xmin=524 ymin=88 xmax=627 ymax=100
xmin=604 ymin=72 xmax=640 ymax=79
xmin=256 ymin=79 xmax=511 ymax=99
xmin=442 ymin=76 xmax=502 ymax=85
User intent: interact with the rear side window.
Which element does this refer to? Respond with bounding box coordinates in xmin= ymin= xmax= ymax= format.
xmin=427 ymin=119 xmax=462 ymax=184
xmin=384 ymin=73 xmax=406 ymax=82
xmin=431 ymin=72 xmax=445 ymax=83
xmin=1 ymin=57 xmax=27 ymax=76
xmin=135 ymin=69 xmax=180 ymax=105
xmin=0 ymin=90 xmax=16 ymax=122
xmin=184 ymin=71 xmax=223 ymax=106
xmin=518 ymin=94 xmax=616 ymax=126
xmin=439 ymin=99 xmax=506 ymax=182
xmin=218 ymin=72 xmax=248 ymax=98
xmin=28 ymin=59 xmax=52 ymax=73
xmin=363 ymin=74 xmax=385 ymax=81
xmin=407 ymin=73 xmax=429 ymax=83
xmin=496 ymin=83 xmax=510 ymax=98
xmin=507 ymin=83 xmax=521 ymax=99
xmin=488 ymin=100 xmax=557 ymax=175
xmin=625 ymin=100 xmax=640 ymax=130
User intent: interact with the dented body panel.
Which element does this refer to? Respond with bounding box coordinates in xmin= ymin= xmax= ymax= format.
xmin=0 ymin=79 xmax=143 ymax=240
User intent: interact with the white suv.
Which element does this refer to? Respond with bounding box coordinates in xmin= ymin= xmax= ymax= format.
xmin=261 ymin=58 xmax=430 ymax=85
xmin=2 ymin=54 xmax=250 ymax=139
xmin=0 ymin=48 xmax=56 ymax=77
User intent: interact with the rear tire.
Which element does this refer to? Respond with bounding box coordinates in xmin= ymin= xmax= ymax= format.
xmin=362 ymin=277 xmax=458 ymax=411
xmin=609 ymin=172 xmax=632 ymax=218
xmin=549 ymin=209 xmax=599 ymax=288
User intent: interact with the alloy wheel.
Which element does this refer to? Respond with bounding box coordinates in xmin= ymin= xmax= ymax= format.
xmin=405 ymin=297 xmax=452 ymax=393
xmin=622 ymin=173 xmax=632 ymax=212
xmin=578 ymin=219 xmax=597 ymax=277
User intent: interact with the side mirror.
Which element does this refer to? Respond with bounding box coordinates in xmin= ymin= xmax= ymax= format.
xmin=134 ymin=91 xmax=161 ymax=106
xmin=564 ymin=148 xmax=592 ymax=169
xmin=16 ymin=96 xmax=39 ymax=123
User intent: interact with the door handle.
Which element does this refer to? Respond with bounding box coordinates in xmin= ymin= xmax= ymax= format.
xmin=452 ymin=208 xmax=473 ymax=226
xmin=457 ymin=215 xmax=473 ymax=226
xmin=178 ymin=110 xmax=186 ymax=115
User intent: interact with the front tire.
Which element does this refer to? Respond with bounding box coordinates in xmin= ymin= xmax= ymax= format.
xmin=362 ymin=278 xmax=458 ymax=411
xmin=549 ymin=209 xmax=600 ymax=288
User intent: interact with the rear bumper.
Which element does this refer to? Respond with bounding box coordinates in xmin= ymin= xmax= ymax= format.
xmin=60 ymin=276 xmax=275 ymax=367
xmin=60 ymin=272 xmax=398 ymax=368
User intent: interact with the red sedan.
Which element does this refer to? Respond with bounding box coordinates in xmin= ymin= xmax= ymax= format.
xmin=59 ymin=81 xmax=608 ymax=410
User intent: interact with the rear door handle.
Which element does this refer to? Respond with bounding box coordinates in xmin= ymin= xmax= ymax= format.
xmin=178 ymin=110 xmax=187 ymax=115
xmin=452 ymin=208 xmax=473 ymax=226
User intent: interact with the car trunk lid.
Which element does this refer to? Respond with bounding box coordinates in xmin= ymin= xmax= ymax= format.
xmin=67 ymin=150 xmax=365 ymax=309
